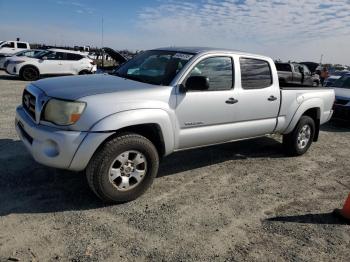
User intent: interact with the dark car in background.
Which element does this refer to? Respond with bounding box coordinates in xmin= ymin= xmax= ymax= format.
xmin=324 ymin=70 xmax=350 ymax=87
xmin=332 ymin=73 xmax=350 ymax=121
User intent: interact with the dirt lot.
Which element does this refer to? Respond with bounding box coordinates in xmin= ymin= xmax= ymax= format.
xmin=0 ymin=70 xmax=349 ymax=261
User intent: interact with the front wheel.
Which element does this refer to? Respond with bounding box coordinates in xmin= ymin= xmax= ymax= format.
xmin=20 ymin=66 xmax=40 ymax=81
xmin=86 ymin=133 xmax=159 ymax=203
xmin=283 ymin=116 xmax=315 ymax=156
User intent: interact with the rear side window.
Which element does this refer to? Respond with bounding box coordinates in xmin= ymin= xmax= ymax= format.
xmin=17 ymin=42 xmax=27 ymax=48
xmin=188 ymin=56 xmax=233 ymax=91
xmin=240 ymin=58 xmax=272 ymax=89
xmin=66 ymin=53 xmax=83 ymax=60
xmin=275 ymin=63 xmax=291 ymax=72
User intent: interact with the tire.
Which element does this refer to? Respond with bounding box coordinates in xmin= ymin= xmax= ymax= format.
xmin=86 ymin=133 xmax=159 ymax=203
xmin=20 ymin=66 xmax=39 ymax=81
xmin=79 ymin=70 xmax=91 ymax=75
xmin=283 ymin=116 xmax=315 ymax=156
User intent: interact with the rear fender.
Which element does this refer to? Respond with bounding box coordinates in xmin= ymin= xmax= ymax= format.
xmin=283 ymin=98 xmax=323 ymax=134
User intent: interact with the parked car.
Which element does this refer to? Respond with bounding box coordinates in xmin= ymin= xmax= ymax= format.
xmin=95 ymin=47 xmax=128 ymax=74
xmin=275 ymin=62 xmax=313 ymax=86
xmin=0 ymin=49 xmax=43 ymax=70
xmin=0 ymin=41 xmax=30 ymax=56
xmin=6 ymin=49 xmax=97 ymax=81
xmin=332 ymin=73 xmax=350 ymax=121
xmin=15 ymin=47 xmax=335 ymax=203
xmin=324 ymin=71 xmax=350 ymax=87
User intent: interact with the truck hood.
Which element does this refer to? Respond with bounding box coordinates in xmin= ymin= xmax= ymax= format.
xmin=32 ymin=74 xmax=155 ymax=100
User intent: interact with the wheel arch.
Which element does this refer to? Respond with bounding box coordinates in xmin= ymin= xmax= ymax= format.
xmin=69 ymin=109 xmax=175 ymax=171
xmin=19 ymin=64 xmax=40 ymax=76
xmin=283 ymin=97 xmax=323 ymax=138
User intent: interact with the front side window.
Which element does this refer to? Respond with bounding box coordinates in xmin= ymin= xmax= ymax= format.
xmin=240 ymin=58 xmax=272 ymax=89
xmin=116 ymin=50 xmax=194 ymax=85
xmin=45 ymin=51 xmax=65 ymax=60
xmin=3 ymin=42 xmax=15 ymax=48
xmin=186 ymin=56 xmax=233 ymax=91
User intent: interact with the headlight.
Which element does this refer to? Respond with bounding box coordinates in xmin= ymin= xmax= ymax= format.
xmin=43 ymin=99 xmax=86 ymax=125
xmin=8 ymin=60 xmax=25 ymax=64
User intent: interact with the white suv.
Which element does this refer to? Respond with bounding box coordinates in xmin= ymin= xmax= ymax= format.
xmin=6 ymin=49 xmax=97 ymax=81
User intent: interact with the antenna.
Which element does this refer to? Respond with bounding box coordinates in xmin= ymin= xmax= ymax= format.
xmin=320 ymin=54 xmax=323 ymax=65
xmin=101 ymin=16 xmax=104 ymax=48
xmin=101 ymin=16 xmax=104 ymax=68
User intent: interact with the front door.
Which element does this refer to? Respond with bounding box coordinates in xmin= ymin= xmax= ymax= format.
xmin=39 ymin=51 xmax=65 ymax=75
xmin=175 ymin=56 xmax=239 ymax=149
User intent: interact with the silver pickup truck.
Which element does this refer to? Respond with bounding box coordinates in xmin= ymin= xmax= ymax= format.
xmin=15 ymin=47 xmax=335 ymax=203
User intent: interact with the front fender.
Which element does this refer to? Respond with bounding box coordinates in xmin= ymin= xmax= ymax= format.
xmin=90 ymin=108 xmax=175 ymax=155
xmin=283 ymin=97 xmax=323 ymax=134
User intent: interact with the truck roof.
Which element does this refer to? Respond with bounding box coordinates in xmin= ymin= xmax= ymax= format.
xmin=153 ymin=46 xmax=271 ymax=60
xmin=48 ymin=48 xmax=87 ymax=55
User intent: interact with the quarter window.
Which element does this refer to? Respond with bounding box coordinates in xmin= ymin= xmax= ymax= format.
xmin=240 ymin=58 xmax=272 ymax=89
xmin=187 ymin=57 xmax=233 ymax=91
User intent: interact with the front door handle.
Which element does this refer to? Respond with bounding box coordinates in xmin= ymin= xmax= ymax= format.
xmin=226 ymin=97 xmax=238 ymax=104
xmin=268 ymin=95 xmax=278 ymax=101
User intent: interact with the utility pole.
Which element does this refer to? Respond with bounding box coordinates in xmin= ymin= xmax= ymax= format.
xmin=320 ymin=54 xmax=323 ymax=65
xmin=101 ymin=16 xmax=104 ymax=68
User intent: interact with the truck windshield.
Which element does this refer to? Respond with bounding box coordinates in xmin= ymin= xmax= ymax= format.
xmin=333 ymin=75 xmax=350 ymax=89
xmin=115 ymin=50 xmax=194 ymax=85
xmin=34 ymin=50 xmax=50 ymax=59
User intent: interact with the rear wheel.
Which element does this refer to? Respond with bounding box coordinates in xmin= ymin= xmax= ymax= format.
xmin=20 ymin=66 xmax=39 ymax=81
xmin=79 ymin=70 xmax=91 ymax=75
xmin=283 ymin=116 xmax=315 ymax=156
xmin=86 ymin=133 xmax=159 ymax=203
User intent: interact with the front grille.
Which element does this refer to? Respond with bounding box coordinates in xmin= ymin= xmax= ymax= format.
xmin=334 ymin=98 xmax=349 ymax=105
xmin=22 ymin=89 xmax=36 ymax=121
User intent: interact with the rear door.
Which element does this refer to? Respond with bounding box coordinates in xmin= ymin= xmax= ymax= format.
xmin=62 ymin=53 xmax=84 ymax=74
xmin=236 ymin=57 xmax=280 ymax=136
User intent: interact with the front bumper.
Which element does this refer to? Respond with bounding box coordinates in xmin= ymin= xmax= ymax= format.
xmin=6 ymin=63 xmax=18 ymax=75
xmin=15 ymin=106 xmax=113 ymax=171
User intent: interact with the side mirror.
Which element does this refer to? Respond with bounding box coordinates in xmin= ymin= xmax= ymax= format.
xmin=41 ymin=56 xmax=47 ymax=60
xmin=185 ymin=76 xmax=210 ymax=91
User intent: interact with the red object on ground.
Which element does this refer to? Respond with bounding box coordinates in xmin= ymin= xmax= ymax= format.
xmin=334 ymin=193 xmax=350 ymax=222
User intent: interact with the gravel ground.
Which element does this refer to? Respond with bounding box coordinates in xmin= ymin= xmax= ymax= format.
xmin=0 ymin=70 xmax=349 ymax=261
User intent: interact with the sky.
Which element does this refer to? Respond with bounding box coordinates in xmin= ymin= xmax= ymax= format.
xmin=0 ymin=0 xmax=349 ymax=64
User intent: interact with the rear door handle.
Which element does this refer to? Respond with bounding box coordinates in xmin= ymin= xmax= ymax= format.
xmin=225 ymin=97 xmax=238 ymax=104
xmin=268 ymin=95 xmax=278 ymax=101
